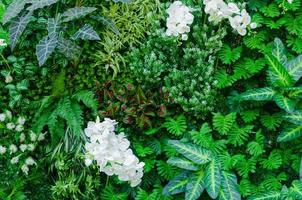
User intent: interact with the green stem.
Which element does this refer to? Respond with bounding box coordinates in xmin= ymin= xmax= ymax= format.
xmin=0 ymin=53 xmax=10 ymax=69
xmin=105 ymin=176 xmax=109 ymax=187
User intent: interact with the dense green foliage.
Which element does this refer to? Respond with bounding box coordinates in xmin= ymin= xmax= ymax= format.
xmin=1 ymin=0 xmax=302 ymax=199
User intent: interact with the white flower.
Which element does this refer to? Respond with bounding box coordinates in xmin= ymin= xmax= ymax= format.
xmin=20 ymin=133 xmax=26 ymax=142
xmin=9 ymin=144 xmax=17 ymax=153
xmin=250 ymin=22 xmax=257 ymax=29
xmin=6 ymin=122 xmax=15 ymax=130
xmin=0 ymin=113 xmax=5 ymax=122
xmin=27 ymin=144 xmax=35 ymax=151
xmin=5 ymin=74 xmax=13 ymax=83
xmin=0 ymin=39 xmax=7 ymax=47
xmin=20 ymin=144 xmax=27 ymax=152
xmin=25 ymin=157 xmax=36 ymax=166
xmin=5 ymin=110 xmax=12 ymax=120
xmin=288 ymin=0 xmax=293 ymax=3
xmin=0 ymin=145 xmax=7 ymax=154
xmin=30 ymin=131 xmax=37 ymax=142
xmin=17 ymin=117 xmax=26 ymax=125
xmin=85 ymin=157 xmax=93 ymax=166
xmin=38 ymin=132 xmax=46 ymax=141
xmin=11 ymin=156 xmax=19 ymax=164
xmin=15 ymin=124 xmax=24 ymax=132
xmin=21 ymin=164 xmax=29 ymax=175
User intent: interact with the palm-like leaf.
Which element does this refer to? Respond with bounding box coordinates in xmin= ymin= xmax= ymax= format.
xmin=277 ymin=125 xmax=302 ymax=142
xmin=185 ymin=171 xmax=205 ymax=200
xmin=205 ymin=158 xmax=221 ymax=199
xmin=167 ymin=157 xmax=198 ymax=171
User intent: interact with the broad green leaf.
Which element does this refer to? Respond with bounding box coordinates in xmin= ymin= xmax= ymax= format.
xmin=205 ymin=158 xmax=221 ymax=199
xmin=284 ymin=111 xmax=302 ymax=125
xmin=272 ymin=38 xmax=287 ymax=64
xmin=266 ymin=54 xmax=294 ymax=87
xmin=185 ymin=171 xmax=205 ymax=200
xmin=238 ymin=87 xmax=276 ymax=101
xmin=277 ymin=125 xmax=302 ymax=142
xmin=94 ymin=16 xmax=120 ymax=35
xmin=27 ymin=0 xmax=58 ymax=12
xmin=167 ymin=157 xmax=199 ymax=171
xmin=246 ymin=191 xmax=281 ymax=200
xmin=0 ymin=3 xmax=6 ymax=21
xmin=290 ymin=180 xmax=302 ymax=199
xmin=163 ymin=173 xmax=188 ymax=195
xmin=2 ymin=0 xmax=27 ymax=24
xmin=9 ymin=12 xmax=32 ymax=50
xmin=284 ymin=87 xmax=302 ymax=98
xmin=219 ymin=171 xmax=240 ymax=200
xmin=168 ymin=140 xmax=212 ymax=165
xmin=286 ymin=55 xmax=302 ymax=81
xmin=72 ymin=24 xmax=100 ymax=41
xmin=36 ymin=33 xmax=58 ymax=66
xmin=273 ymin=94 xmax=296 ymax=112
xmin=61 ymin=7 xmax=97 ymax=23
xmin=57 ymin=37 xmax=81 ymax=59
xmin=47 ymin=17 xmax=60 ymax=35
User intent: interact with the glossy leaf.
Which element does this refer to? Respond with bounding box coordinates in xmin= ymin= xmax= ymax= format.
xmin=219 ymin=171 xmax=241 ymax=200
xmin=61 ymin=7 xmax=97 ymax=22
xmin=27 ymin=0 xmax=58 ymax=11
xmin=205 ymin=158 xmax=221 ymax=199
xmin=36 ymin=33 xmax=58 ymax=66
xmin=163 ymin=173 xmax=188 ymax=195
xmin=272 ymin=37 xmax=287 ymax=64
xmin=286 ymin=55 xmax=302 ymax=82
xmin=2 ymin=0 xmax=27 ymax=24
xmin=238 ymin=87 xmax=276 ymax=101
xmin=167 ymin=157 xmax=199 ymax=171
xmin=72 ymin=24 xmax=100 ymax=40
xmin=47 ymin=17 xmax=60 ymax=35
xmin=273 ymin=94 xmax=296 ymax=112
xmin=284 ymin=111 xmax=302 ymax=125
xmin=247 ymin=191 xmax=281 ymax=200
xmin=185 ymin=171 xmax=205 ymax=200
xmin=278 ymin=125 xmax=302 ymax=142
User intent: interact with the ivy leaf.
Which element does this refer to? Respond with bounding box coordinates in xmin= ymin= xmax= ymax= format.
xmin=163 ymin=173 xmax=188 ymax=195
xmin=72 ymin=24 xmax=100 ymax=41
xmin=284 ymin=111 xmax=302 ymax=125
xmin=266 ymin=54 xmax=294 ymax=87
xmin=26 ymin=0 xmax=58 ymax=12
xmin=61 ymin=7 xmax=97 ymax=23
xmin=205 ymin=158 xmax=221 ymax=199
xmin=185 ymin=171 xmax=205 ymax=200
xmin=219 ymin=45 xmax=242 ymax=64
xmin=285 ymin=55 xmax=302 ymax=82
xmin=237 ymin=87 xmax=276 ymax=101
xmin=273 ymin=94 xmax=296 ymax=112
xmin=47 ymin=17 xmax=60 ymax=35
xmin=2 ymin=0 xmax=27 ymax=24
xmin=9 ymin=12 xmax=32 ymax=50
xmin=36 ymin=33 xmax=58 ymax=66
xmin=168 ymin=140 xmax=212 ymax=165
xmin=167 ymin=157 xmax=199 ymax=171
xmin=219 ymin=171 xmax=241 ymax=200
xmin=246 ymin=191 xmax=281 ymax=200
xmin=278 ymin=125 xmax=302 ymax=142
xmin=272 ymin=38 xmax=287 ymax=65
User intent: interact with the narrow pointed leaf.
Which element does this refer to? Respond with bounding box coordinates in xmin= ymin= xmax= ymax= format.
xmin=273 ymin=94 xmax=296 ymax=112
xmin=36 ymin=33 xmax=58 ymax=66
xmin=9 ymin=12 xmax=32 ymax=50
xmin=278 ymin=125 xmax=302 ymax=142
xmin=185 ymin=171 xmax=205 ymax=200
xmin=238 ymin=87 xmax=276 ymax=101
xmin=266 ymin=54 xmax=294 ymax=87
xmin=284 ymin=111 xmax=302 ymax=125
xmin=272 ymin=38 xmax=287 ymax=64
xmin=2 ymin=0 xmax=27 ymax=24
xmin=163 ymin=173 xmax=188 ymax=195
xmin=167 ymin=157 xmax=199 ymax=171
xmin=27 ymin=0 xmax=58 ymax=12
xmin=219 ymin=171 xmax=241 ymax=200
xmin=246 ymin=191 xmax=281 ymax=200
xmin=286 ymin=55 xmax=302 ymax=81
xmin=72 ymin=24 xmax=100 ymax=40
xmin=47 ymin=17 xmax=60 ymax=35
xmin=61 ymin=7 xmax=97 ymax=22
xmin=205 ymin=158 xmax=221 ymax=199
xmin=168 ymin=140 xmax=212 ymax=165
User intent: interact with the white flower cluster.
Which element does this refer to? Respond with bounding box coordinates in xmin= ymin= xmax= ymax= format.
xmin=0 ymin=39 xmax=7 ymax=47
xmin=165 ymin=1 xmax=194 ymax=41
xmin=84 ymin=117 xmax=145 ymax=187
xmin=203 ymin=0 xmax=257 ymax=35
xmin=0 ymin=110 xmax=46 ymax=175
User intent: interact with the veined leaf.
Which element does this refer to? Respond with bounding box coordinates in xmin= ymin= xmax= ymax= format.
xmin=266 ymin=54 xmax=294 ymax=87
xmin=246 ymin=191 xmax=281 ymax=200
xmin=213 ymin=112 xmax=236 ymax=135
xmin=94 ymin=16 xmax=120 ymax=35
xmin=57 ymin=37 xmax=81 ymax=59
xmin=238 ymin=87 xmax=276 ymax=101
xmin=168 ymin=140 xmax=212 ymax=165
xmin=284 ymin=111 xmax=302 ymax=125
xmin=72 ymin=24 xmax=100 ymax=40
xmin=277 ymin=125 xmax=302 ymax=142
xmin=47 ymin=17 xmax=60 ymax=35
xmin=27 ymin=0 xmax=58 ymax=12
xmin=61 ymin=7 xmax=97 ymax=23
xmin=284 ymin=87 xmax=302 ymax=98
xmin=2 ymin=0 xmax=27 ymax=24
xmin=9 ymin=12 xmax=32 ymax=50
xmin=286 ymin=55 xmax=302 ymax=82
xmin=272 ymin=38 xmax=287 ymax=65
xmin=167 ymin=157 xmax=199 ymax=171
xmin=163 ymin=173 xmax=188 ymax=195
xmin=290 ymin=180 xmax=302 ymax=199
xmin=36 ymin=33 xmax=58 ymax=66
xmin=273 ymin=94 xmax=296 ymax=112
xmin=112 ymin=0 xmax=132 ymax=3
xmin=185 ymin=171 xmax=205 ymax=200
xmin=219 ymin=171 xmax=241 ymax=200
xmin=205 ymin=158 xmax=221 ymax=199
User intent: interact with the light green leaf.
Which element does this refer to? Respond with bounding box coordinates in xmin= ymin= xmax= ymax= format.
xmin=273 ymin=94 xmax=296 ymax=112
xmin=213 ymin=112 xmax=236 ymax=135
xmin=163 ymin=173 xmax=188 ymax=195
xmin=219 ymin=171 xmax=241 ymax=200
xmin=284 ymin=111 xmax=302 ymax=125
xmin=2 ymin=0 xmax=27 ymax=24
xmin=286 ymin=55 xmax=302 ymax=82
xmin=72 ymin=24 xmax=100 ymax=41
xmin=266 ymin=54 xmax=294 ymax=87
xmin=61 ymin=7 xmax=97 ymax=23
xmin=185 ymin=171 xmax=205 ymax=200
xmin=36 ymin=33 xmax=58 ymax=66
xmin=167 ymin=157 xmax=199 ymax=171
xmin=277 ymin=125 xmax=302 ymax=142
xmin=290 ymin=180 xmax=302 ymax=199
xmin=27 ymin=0 xmax=58 ymax=12
xmin=272 ymin=38 xmax=287 ymax=65
xmin=205 ymin=158 xmax=221 ymax=199
xmin=246 ymin=191 xmax=281 ymax=200
xmin=168 ymin=140 xmax=212 ymax=165
xmin=238 ymin=87 xmax=276 ymax=101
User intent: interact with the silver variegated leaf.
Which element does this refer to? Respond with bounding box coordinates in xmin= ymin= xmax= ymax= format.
xmin=9 ymin=12 xmax=32 ymax=50
xmin=272 ymin=38 xmax=287 ymax=65
xmin=72 ymin=24 xmax=100 ymax=40
xmin=57 ymin=37 xmax=81 ymax=60
xmin=163 ymin=173 xmax=188 ymax=195
xmin=94 ymin=16 xmax=120 ymax=35
xmin=61 ymin=7 xmax=97 ymax=23
xmin=27 ymin=0 xmax=58 ymax=12
xmin=2 ymin=0 xmax=27 ymax=24
xmin=36 ymin=33 xmax=58 ymax=66
xmin=47 ymin=17 xmax=60 ymax=35
xmin=112 ymin=0 xmax=132 ymax=3
xmin=286 ymin=55 xmax=302 ymax=82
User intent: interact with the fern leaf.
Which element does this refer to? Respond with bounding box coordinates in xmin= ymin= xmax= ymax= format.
xmin=219 ymin=45 xmax=242 ymax=64
xmin=72 ymin=90 xmax=98 ymax=112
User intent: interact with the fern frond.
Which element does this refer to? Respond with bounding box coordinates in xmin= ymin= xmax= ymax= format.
xmin=163 ymin=115 xmax=187 ymax=136
xmin=213 ymin=112 xmax=236 ymax=135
